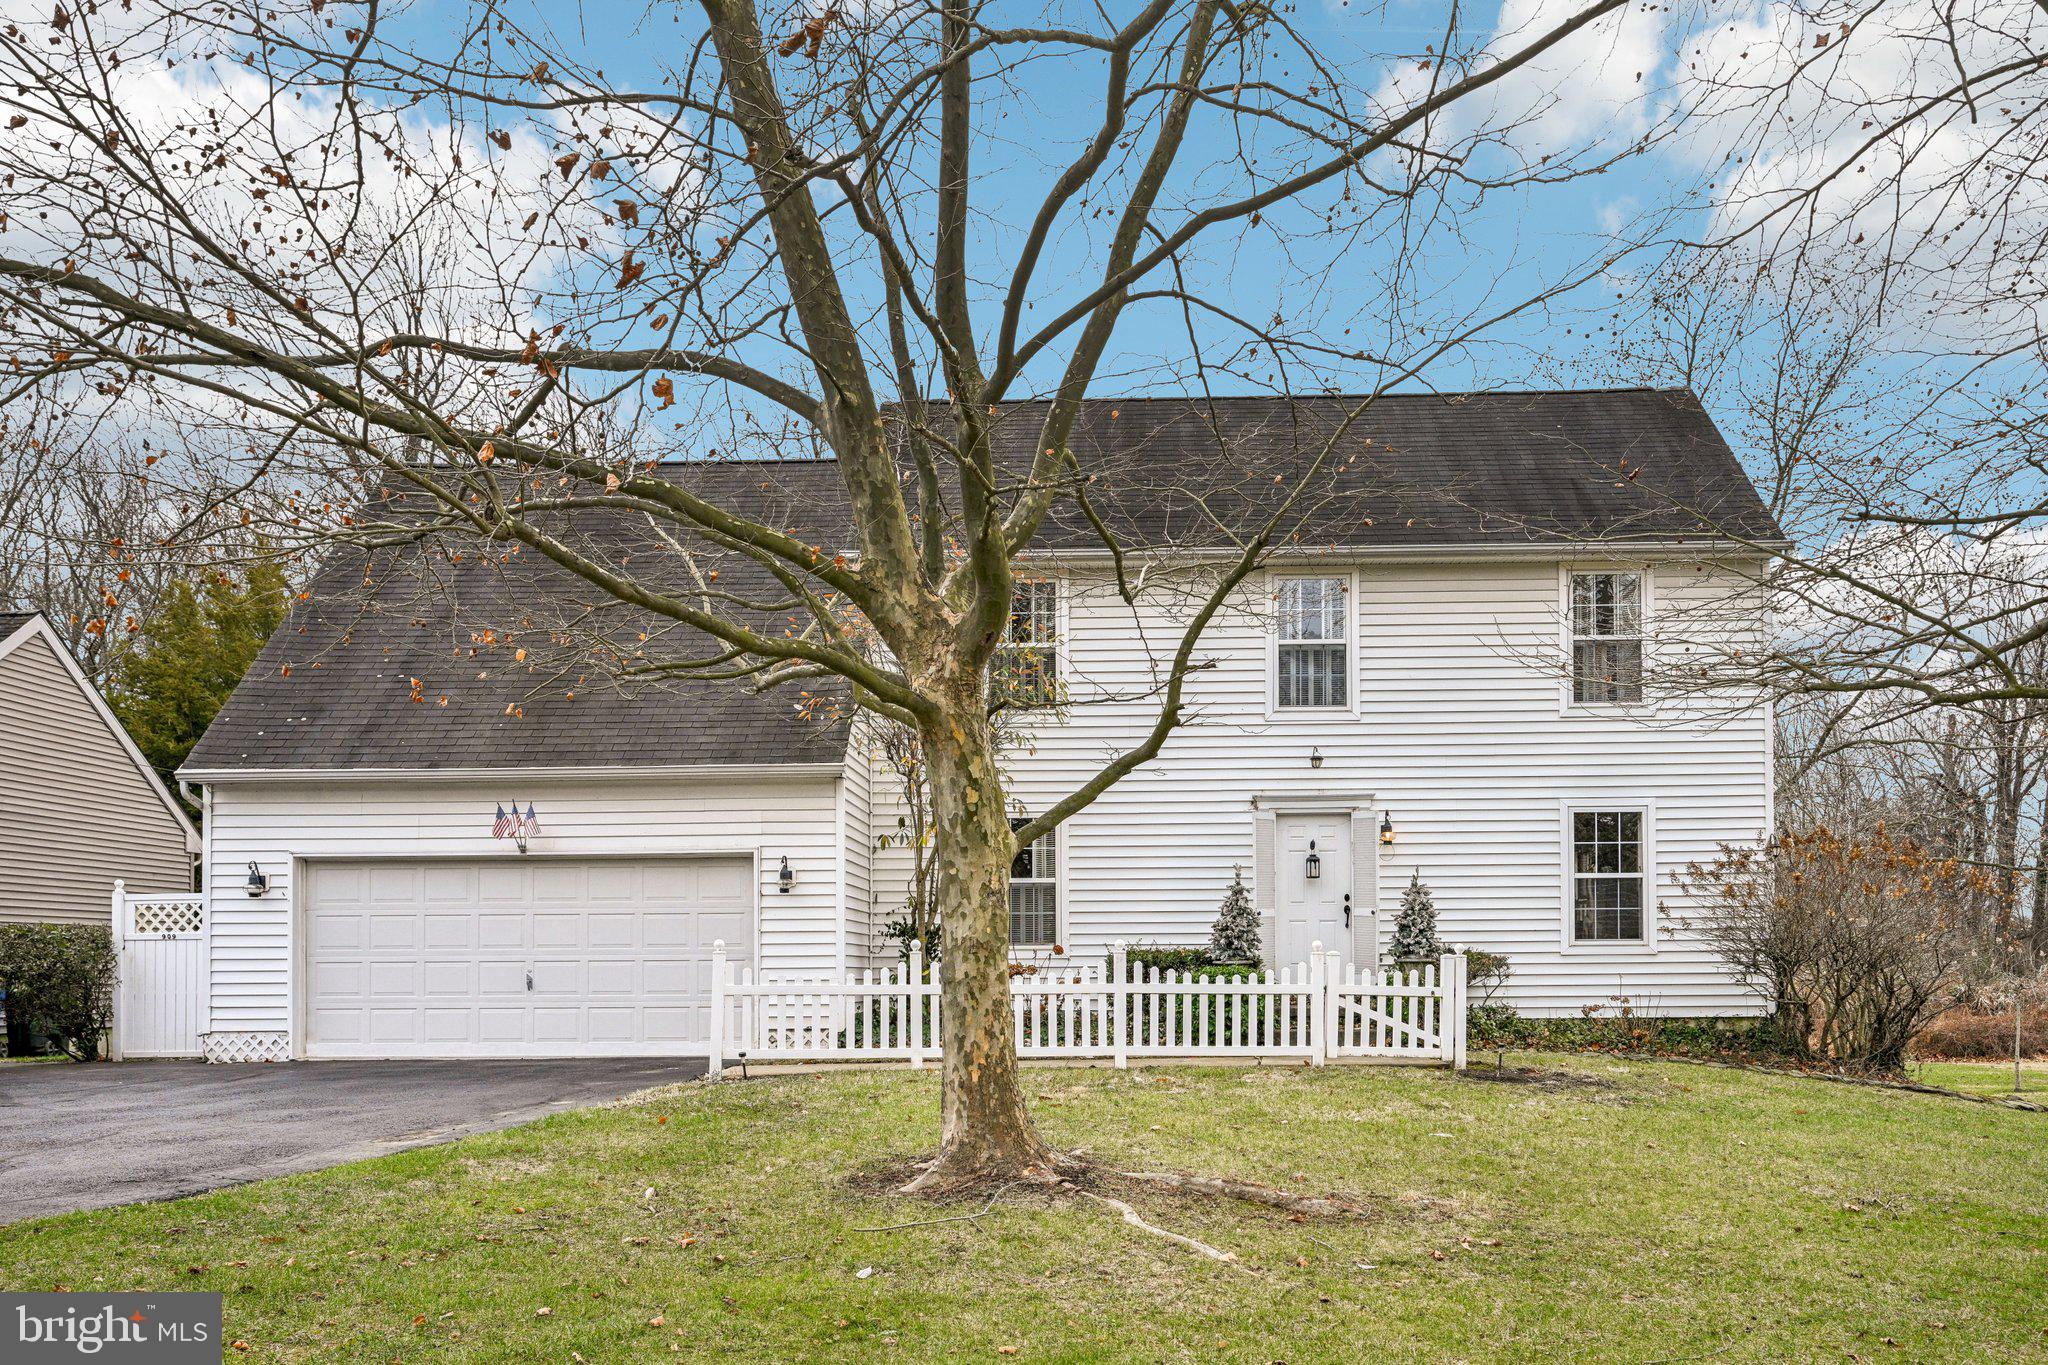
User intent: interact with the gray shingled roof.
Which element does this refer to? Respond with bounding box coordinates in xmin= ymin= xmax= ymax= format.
xmin=0 ymin=610 xmax=40 ymax=638
xmin=186 ymin=388 xmax=1777 ymax=774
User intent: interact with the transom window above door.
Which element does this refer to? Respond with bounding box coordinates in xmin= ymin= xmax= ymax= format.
xmin=1274 ymin=575 xmax=1350 ymax=709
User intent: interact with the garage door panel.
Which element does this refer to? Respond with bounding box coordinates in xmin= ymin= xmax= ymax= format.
xmin=306 ymin=857 xmax=753 ymax=1058
xmin=422 ymin=960 xmax=473 ymax=995
xmin=587 ymin=914 xmax=636 ymax=948
xmin=588 ymin=960 xmax=637 ymax=995
xmin=369 ymin=864 xmax=421 ymax=902
xmin=368 ymin=961 xmax=420 ymax=996
xmin=533 ymin=914 xmax=582 ymax=948
xmin=311 ymin=914 xmax=364 ymax=952
xmin=477 ymin=914 xmax=526 ymax=948
xmin=476 ymin=961 xmax=526 ymax=995
xmin=368 ymin=917 xmax=419 ymax=950
xmin=423 ymin=914 xmax=472 ymax=949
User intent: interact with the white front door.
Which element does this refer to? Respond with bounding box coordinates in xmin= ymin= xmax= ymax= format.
xmin=1276 ymin=814 xmax=1349 ymax=969
xmin=302 ymin=856 xmax=753 ymax=1058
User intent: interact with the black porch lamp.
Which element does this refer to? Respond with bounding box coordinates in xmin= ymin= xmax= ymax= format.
xmin=1304 ymin=840 xmax=1322 ymax=880
xmin=777 ymin=856 xmax=795 ymax=893
xmin=1379 ymin=811 xmax=1395 ymax=846
xmin=244 ymin=862 xmax=269 ymax=897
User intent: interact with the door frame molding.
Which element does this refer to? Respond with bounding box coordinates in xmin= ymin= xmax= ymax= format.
xmin=291 ymin=850 xmax=763 ymax=1060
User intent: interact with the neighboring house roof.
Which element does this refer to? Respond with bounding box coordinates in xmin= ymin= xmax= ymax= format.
xmin=185 ymin=387 xmax=1779 ymax=777
xmin=0 ymin=611 xmax=199 ymax=854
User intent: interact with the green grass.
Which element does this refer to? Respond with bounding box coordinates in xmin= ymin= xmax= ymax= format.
xmin=4 ymin=1057 xmax=2045 ymax=1361
xmin=1913 ymin=1058 xmax=2048 ymax=1098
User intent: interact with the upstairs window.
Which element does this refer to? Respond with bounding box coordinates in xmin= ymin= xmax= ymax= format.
xmin=1572 ymin=810 xmax=1645 ymax=942
xmin=1571 ymin=571 xmax=1644 ymax=704
xmin=1275 ymin=575 xmax=1350 ymax=709
xmin=994 ymin=579 xmax=1060 ymax=706
xmin=1009 ymin=818 xmax=1058 ymax=947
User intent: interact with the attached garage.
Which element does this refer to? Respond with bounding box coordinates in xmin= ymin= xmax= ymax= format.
xmin=302 ymin=856 xmax=754 ymax=1059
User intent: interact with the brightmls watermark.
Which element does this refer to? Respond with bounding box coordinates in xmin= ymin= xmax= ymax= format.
xmin=2 ymin=1294 xmax=220 ymax=1362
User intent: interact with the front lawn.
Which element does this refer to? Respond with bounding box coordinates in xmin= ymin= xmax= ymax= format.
xmin=4 ymin=1057 xmax=2043 ymax=1361
xmin=1914 ymin=1057 xmax=2048 ymax=1098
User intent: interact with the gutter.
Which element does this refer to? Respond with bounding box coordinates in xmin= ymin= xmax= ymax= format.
xmin=178 ymin=762 xmax=849 ymax=784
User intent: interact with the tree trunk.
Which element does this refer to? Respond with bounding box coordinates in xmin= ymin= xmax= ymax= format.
xmin=903 ymin=697 xmax=1059 ymax=1189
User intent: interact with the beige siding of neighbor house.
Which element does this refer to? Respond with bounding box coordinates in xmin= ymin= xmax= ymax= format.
xmin=0 ymin=632 xmax=193 ymax=923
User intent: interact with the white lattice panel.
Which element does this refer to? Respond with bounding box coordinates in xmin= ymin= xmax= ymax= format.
xmin=131 ymin=897 xmax=205 ymax=935
xmin=202 ymin=1031 xmax=290 ymax=1064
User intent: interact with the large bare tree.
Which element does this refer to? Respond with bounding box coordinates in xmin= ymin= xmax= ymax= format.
xmin=1 ymin=0 xmax=1674 ymax=1187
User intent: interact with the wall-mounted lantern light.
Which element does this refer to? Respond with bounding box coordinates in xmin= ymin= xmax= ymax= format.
xmin=777 ymin=856 xmax=795 ymax=893
xmin=1304 ymin=840 xmax=1322 ymax=880
xmin=1379 ymin=811 xmax=1396 ymax=846
xmin=245 ymin=862 xmax=270 ymax=897
xmin=1309 ymin=746 xmax=1324 ymax=769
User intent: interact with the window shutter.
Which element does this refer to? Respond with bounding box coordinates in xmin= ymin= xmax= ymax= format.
xmin=1350 ymin=810 xmax=1380 ymax=967
xmin=1252 ymin=810 xmax=1277 ymax=966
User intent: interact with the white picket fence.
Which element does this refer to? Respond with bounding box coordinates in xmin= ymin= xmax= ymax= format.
xmin=708 ymin=941 xmax=1466 ymax=1076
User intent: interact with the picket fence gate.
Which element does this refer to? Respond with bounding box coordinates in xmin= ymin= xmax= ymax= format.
xmin=708 ymin=941 xmax=1466 ymax=1076
xmin=110 ymin=882 xmax=208 ymax=1059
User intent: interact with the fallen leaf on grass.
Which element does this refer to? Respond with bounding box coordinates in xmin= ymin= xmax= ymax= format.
xmin=536 ymin=1307 xmax=553 ymax=1317
xmin=856 ymin=1266 xmax=876 ymax=1279
xmin=1428 ymin=1250 xmax=1448 ymax=1262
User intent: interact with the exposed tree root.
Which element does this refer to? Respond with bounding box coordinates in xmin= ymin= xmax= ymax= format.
xmin=1071 ymin=1187 xmax=1241 ymax=1265
xmin=1107 ymin=1169 xmax=1378 ymax=1219
xmin=854 ymin=1149 xmax=1413 ymax=1268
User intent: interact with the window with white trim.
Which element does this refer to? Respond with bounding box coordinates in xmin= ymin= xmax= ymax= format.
xmin=1274 ymin=575 xmax=1349 ymax=709
xmin=1571 ymin=810 xmax=1645 ymax=942
xmin=1570 ymin=571 xmax=1644 ymax=704
xmin=994 ymin=579 xmax=1060 ymax=706
xmin=1009 ymin=818 xmax=1057 ymax=947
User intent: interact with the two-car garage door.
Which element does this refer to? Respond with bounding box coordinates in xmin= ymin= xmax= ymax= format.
xmin=303 ymin=858 xmax=753 ymax=1058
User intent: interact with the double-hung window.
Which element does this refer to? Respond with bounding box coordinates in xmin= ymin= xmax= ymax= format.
xmin=1571 ymin=810 xmax=1645 ymax=942
xmin=995 ymin=579 xmax=1060 ymax=706
xmin=1570 ymin=571 xmax=1644 ymax=704
xmin=1008 ymin=818 xmax=1057 ymax=947
xmin=1274 ymin=575 xmax=1350 ymax=709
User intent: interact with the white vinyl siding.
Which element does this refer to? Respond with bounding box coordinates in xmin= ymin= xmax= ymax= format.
xmin=863 ymin=556 xmax=1771 ymax=1016
xmin=0 ymin=631 xmax=192 ymax=923
xmin=200 ymin=773 xmax=842 ymax=1045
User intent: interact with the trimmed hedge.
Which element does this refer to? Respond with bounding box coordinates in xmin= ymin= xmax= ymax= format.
xmin=0 ymin=923 xmax=117 ymax=1061
xmin=1468 ymin=1003 xmax=1801 ymax=1061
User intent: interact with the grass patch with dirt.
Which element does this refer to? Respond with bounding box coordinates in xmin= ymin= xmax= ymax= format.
xmin=3 ymin=1056 xmax=2044 ymax=1361
xmin=1912 ymin=1057 xmax=2048 ymax=1098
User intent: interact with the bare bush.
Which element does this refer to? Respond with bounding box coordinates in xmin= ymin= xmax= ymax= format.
xmin=1683 ymin=826 xmax=1994 ymax=1072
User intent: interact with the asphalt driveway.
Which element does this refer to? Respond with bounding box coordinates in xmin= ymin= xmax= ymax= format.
xmin=0 ymin=1057 xmax=708 ymax=1223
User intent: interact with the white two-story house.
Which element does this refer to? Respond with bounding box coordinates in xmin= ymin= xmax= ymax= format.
xmin=177 ymin=388 xmax=1780 ymax=1062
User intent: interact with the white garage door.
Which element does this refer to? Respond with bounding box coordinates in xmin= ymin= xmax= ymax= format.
xmin=303 ymin=858 xmax=753 ymax=1059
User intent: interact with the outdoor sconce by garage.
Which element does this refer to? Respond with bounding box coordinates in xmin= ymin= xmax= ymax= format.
xmin=778 ymin=856 xmax=795 ymax=893
xmin=1304 ymin=840 xmax=1322 ymax=880
xmin=1380 ymin=811 xmax=1396 ymax=846
xmin=1309 ymin=745 xmax=1324 ymax=769
xmin=244 ymin=862 xmax=270 ymax=897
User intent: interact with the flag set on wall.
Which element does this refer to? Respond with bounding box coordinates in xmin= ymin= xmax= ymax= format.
xmin=492 ymin=802 xmax=541 ymax=852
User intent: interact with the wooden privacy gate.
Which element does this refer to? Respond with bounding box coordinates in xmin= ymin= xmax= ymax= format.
xmin=111 ymin=881 xmax=207 ymax=1059
xmin=709 ymin=942 xmax=1467 ymax=1075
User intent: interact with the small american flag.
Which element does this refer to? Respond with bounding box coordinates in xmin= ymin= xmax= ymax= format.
xmin=522 ymin=803 xmax=540 ymax=838
xmin=492 ymin=803 xmax=512 ymax=838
